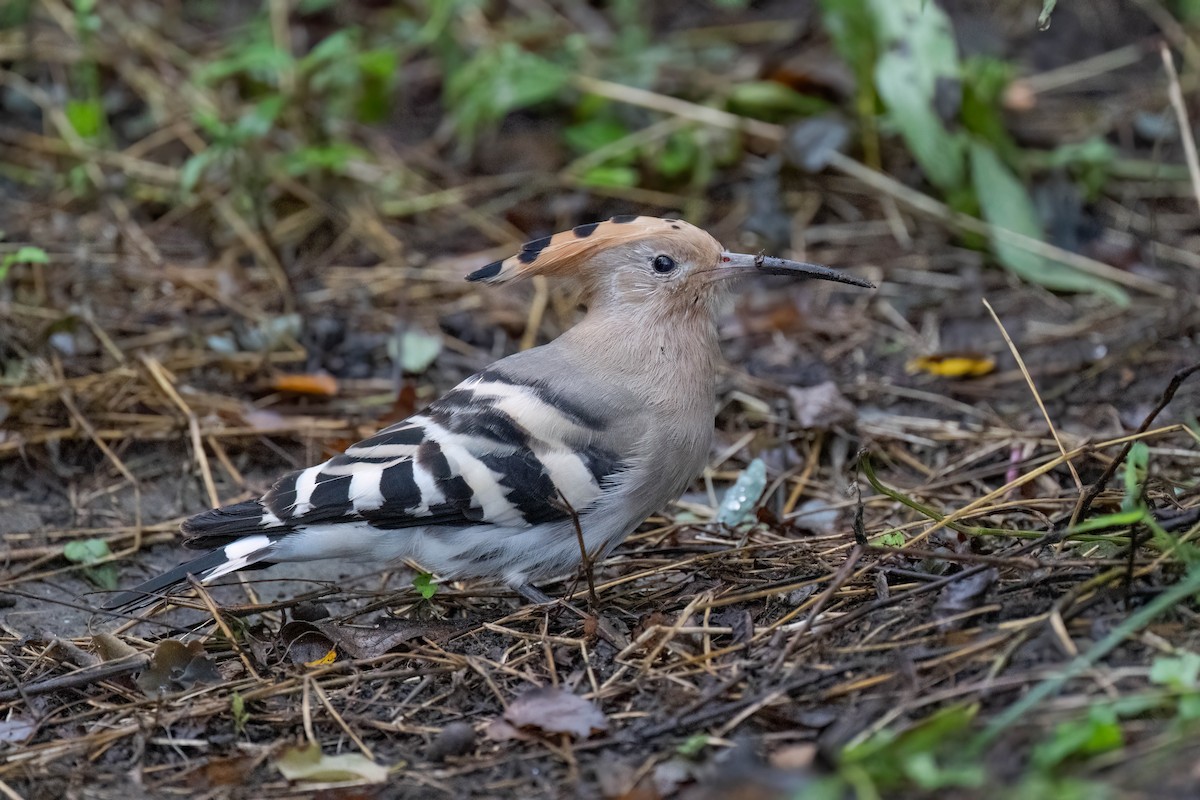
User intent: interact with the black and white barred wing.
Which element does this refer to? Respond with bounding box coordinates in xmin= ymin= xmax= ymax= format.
xmin=183 ymin=371 xmax=622 ymax=547
xmin=105 ymin=371 xmax=624 ymax=610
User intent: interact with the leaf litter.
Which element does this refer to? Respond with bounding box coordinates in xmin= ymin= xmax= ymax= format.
xmin=0 ymin=1 xmax=1199 ymax=798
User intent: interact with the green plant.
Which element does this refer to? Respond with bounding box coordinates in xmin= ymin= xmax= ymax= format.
xmin=816 ymin=0 xmax=1127 ymax=303
xmin=1070 ymin=442 xmax=1199 ymax=564
xmin=231 ymin=692 xmax=250 ymax=734
xmin=0 ymin=240 xmax=48 ymax=282
xmin=63 ymin=538 xmax=118 ymax=590
xmin=413 ymin=572 xmax=438 ymax=600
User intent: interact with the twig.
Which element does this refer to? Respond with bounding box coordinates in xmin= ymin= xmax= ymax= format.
xmin=1074 ymin=362 xmax=1200 ymax=521
xmin=1160 ymin=43 xmax=1200 ymax=217
xmin=970 ymin=564 xmax=1200 ymax=752
xmin=0 ymin=653 xmax=149 ymax=702
xmin=773 ymin=544 xmax=866 ymax=671
xmin=982 ymin=298 xmax=1082 ymax=491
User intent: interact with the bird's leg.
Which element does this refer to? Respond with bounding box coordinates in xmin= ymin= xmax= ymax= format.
xmin=556 ymin=491 xmax=599 ymax=608
xmin=516 ymin=583 xmax=556 ymax=605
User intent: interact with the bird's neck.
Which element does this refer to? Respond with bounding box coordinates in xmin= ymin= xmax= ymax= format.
xmin=557 ymin=301 xmax=722 ymax=409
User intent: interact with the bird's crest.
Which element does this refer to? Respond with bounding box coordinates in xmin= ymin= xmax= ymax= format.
xmin=466 ymin=215 xmax=716 ymax=284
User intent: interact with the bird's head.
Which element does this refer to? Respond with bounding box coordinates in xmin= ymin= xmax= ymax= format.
xmin=467 ymin=215 xmax=874 ymax=316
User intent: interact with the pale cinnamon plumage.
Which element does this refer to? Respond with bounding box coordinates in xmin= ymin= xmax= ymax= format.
xmin=107 ymin=215 xmax=873 ymax=610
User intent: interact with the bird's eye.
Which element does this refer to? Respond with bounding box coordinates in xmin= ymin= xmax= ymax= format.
xmin=652 ymin=254 xmax=677 ymax=274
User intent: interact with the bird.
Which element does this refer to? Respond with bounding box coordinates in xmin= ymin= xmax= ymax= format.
xmin=105 ymin=215 xmax=873 ymax=611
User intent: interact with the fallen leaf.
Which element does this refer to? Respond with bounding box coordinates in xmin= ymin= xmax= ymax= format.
xmin=0 ymin=716 xmax=35 ymax=744
xmin=906 ymin=353 xmax=996 ymax=379
xmin=270 ymin=373 xmax=339 ymax=396
xmin=274 ymin=742 xmax=388 ymax=784
xmin=304 ymin=648 xmax=337 ymax=667
xmin=278 ymin=621 xmax=337 ymax=666
xmin=934 ymin=568 xmax=998 ymax=625
xmin=312 ymin=618 xmax=464 ymax=660
xmin=199 ymin=756 xmax=255 ymax=787
xmin=136 ymin=639 xmax=222 ymax=695
xmin=93 ymin=632 xmax=138 ymax=661
xmin=787 ymin=382 xmax=856 ymax=429
xmin=497 ymin=687 xmax=608 ymax=740
xmin=484 ymin=718 xmax=525 ymax=742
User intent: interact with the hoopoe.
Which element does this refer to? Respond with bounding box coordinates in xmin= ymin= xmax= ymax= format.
xmin=106 ymin=215 xmax=873 ymax=610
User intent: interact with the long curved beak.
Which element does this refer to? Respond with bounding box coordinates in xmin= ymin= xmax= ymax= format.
xmin=721 ymin=252 xmax=875 ymax=289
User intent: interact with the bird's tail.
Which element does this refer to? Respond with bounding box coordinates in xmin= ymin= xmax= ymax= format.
xmin=102 ymin=534 xmax=278 ymax=612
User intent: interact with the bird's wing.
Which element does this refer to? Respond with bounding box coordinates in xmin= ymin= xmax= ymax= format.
xmin=181 ymin=369 xmax=624 ymax=547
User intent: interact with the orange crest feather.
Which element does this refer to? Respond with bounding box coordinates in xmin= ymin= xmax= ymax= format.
xmin=466 ymin=216 xmax=714 ymax=284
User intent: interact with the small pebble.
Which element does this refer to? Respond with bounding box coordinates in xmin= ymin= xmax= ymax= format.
xmin=427 ymin=721 xmax=476 ymax=762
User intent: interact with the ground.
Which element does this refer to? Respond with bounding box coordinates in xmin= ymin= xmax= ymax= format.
xmin=2 ymin=1 xmax=1200 ymax=798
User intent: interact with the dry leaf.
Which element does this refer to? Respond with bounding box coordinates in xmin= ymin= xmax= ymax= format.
xmin=906 ymin=353 xmax=996 ymax=378
xmin=0 ymin=716 xmax=35 ymax=744
xmin=934 ymin=568 xmax=998 ymax=626
xmin=270 ymin=373 xmax=339 ymax=396
xmin=93 ymin=632 xmax=137 ymax=661
xmin=278 ymin=621 xmax=337 ymax=666
xmin=274 ymin=742 xmax=388 ymax=784
xmin=312 ymin=618 xmax=462 ymax=660
xmin=497 ymin=687 xmax=608 ymax=740
xmin=787 ymin=382 xmax=856 ymax=429
xmin=135 ymin=639 xmax=222 ymax=695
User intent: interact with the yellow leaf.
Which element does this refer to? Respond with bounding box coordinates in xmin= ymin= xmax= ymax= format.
xmin=906 ymin=354 xmax=996 ymax=378
xmin=304 ymin=648 xmax=337 ymax=667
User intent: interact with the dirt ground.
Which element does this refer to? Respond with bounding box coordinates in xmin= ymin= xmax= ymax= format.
xmin=3 ymin=1 xmax=1200 ymax=798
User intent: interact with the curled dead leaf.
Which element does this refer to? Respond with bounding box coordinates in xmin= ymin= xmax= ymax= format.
xmin=490 ymin=687 xmax=608 ymax=741
xmin=135 ymin=639 xmax=222 ymax=696
xmin=93 ymin=632 xmax=137 ymax=661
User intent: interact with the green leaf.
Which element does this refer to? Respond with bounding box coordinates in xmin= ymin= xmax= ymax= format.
xmin=676 ymin=733 xmax=708 ymax=758
xmin=231 ymin=691 xmax=250 ymax=733
xmin=1121 ymin=441 xmax=1149 ymax=506
xmin=356 ymin=49 xmax=398 ymax=123
xmin=655 ymin=130 xmax=699 ymax=178
xmin=281 ymin=143 xmax=364 ymax=177
xmin=1 ymin=245 xmax=49 ymax=280
xmin=874 ymin=531 xmax=906 ymax=548
xmin=1149 ymin=651 xmax=1200 ymax=692
xmin=446 ymin=43 xmax=570 ymax=143
xmin=232 ymin=95 xmax=285 ymax=140
xmin=968 ymin=140 xmax=1127 ymax=304
xmin=960 ymin=57 xmax=1018 ymax=162
xmin=63 ymin=538 xmax=118 ymax=590
xmin=65 ymin=98 xmax=105 ymax=139
xmin=726 ymin=81 xmax=830 ymax=120
xmin=841 ymin=705 xmax=982 ymax=791
xmin=412 ymin=572 xmax=438 ymax=600
xmin=1068 ymin=508 xmax=1146 ymax=534
xmin=869 ymin=0 xmax=965 ymax=191
xmin=819 ymin=0 xmax=876 ymax=90
xmin=578 ymin=165 xmax=639 ymax=188
xmin=563 ymin=117 xmax=633 ymax=157
xmin=1033 ymin=706 xmax=1124 ymax=770
xmin=180 ymin=150 xmax=216 ymax=193
xmin=63 ymin=538 xmax=111 ymax=565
